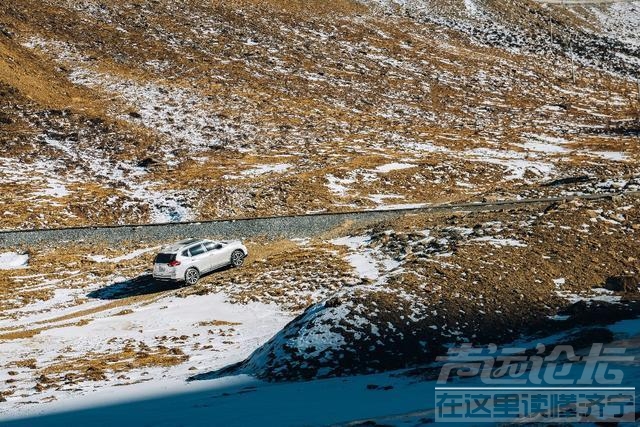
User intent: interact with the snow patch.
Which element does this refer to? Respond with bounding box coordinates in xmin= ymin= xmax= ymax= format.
xmin=87 ymin=247 xmax=160 ymax=263
xmin=0 ymin=252 xmax=29 ymax=270
xmin=471 ymin=237 xmax=527 ymax=247
xmin=241 ymin=164 xmax=292 ymax=176
xmin=373 ymin=163 xmax=417 ymax=173
xmin=326 ymin=174 xmax=355 ymax=197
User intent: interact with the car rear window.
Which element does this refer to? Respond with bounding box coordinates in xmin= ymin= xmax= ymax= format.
xmin=154 ymin=253 xmax=176 ymax=264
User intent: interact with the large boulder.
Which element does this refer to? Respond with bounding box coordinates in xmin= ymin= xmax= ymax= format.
xmin=605 ymin=275 xmax=640 ymax=294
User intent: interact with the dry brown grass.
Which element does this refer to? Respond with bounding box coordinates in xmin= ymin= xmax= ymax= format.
xmin=0 ymin=0 xmax=638 ymax=228
xmin=39 ymin=344 xmax=188 ymax=385
xmin=0 ymin=37 xmax=90 ymax=110
xmin=12 ymin=358 xmax=37 ymax=369
xmin=0 ymin=240 xmax=159 ymax=314
xmin=0 ymin=319 xmax=91 ymax=340
xmin=196 ymin=320 xmax=242 ymax=327
xmin=216 ymin=0 xmax=366 ymax=16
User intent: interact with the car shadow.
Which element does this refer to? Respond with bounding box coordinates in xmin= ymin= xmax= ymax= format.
xmin=87 ymin=274 xmax=182 ymax=300
xmin=87 ymin=265 xmax=236 ymax=300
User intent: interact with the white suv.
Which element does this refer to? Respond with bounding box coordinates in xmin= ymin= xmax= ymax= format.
xmin=152 ymin=238 xmax=248 ymax=285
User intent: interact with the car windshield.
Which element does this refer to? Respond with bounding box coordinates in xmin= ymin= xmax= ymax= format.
xmin=154 ymin=253 xmax=176 ymax=264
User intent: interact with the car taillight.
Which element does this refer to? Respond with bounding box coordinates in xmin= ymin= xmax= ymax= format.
xmin=168 ymin=260 xmax=181 ymax=267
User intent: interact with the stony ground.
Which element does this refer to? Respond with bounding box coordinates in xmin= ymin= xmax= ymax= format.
xmin=0 ymin=0 xmax=639 ymax=228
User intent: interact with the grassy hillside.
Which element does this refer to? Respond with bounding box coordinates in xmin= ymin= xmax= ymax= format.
xmin=0 ymin=0 xmax=639 ymax=229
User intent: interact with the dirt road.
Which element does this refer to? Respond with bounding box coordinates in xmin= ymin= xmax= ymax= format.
xmin=2 ymin=191 xmax=638 ymax=247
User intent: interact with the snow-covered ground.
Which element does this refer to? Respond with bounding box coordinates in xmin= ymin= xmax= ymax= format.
xmin=3 ymin=316 xmax=639 ymax=426
xmin=1 ymin=368 xmax=440 ymax=426
xmin=0 ymin=289 xmax=293 ymax=418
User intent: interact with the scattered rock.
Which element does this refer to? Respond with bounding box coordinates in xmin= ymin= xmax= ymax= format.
xmin=0 ymin=114 xmax=13 ymax=124
xmin=543 ymin=176 xmax=592 ymax=187
xmin=84 ymin=366 xmax=107 ymax=381
xmin=544 ymin=201 xmax=568 ymax=213
xmin=137 ymin=157 xmax=160 ymax=168
xmin=0 ymin=25 xmax=13 ymax=38
xmin=605 ymin=275 xmax=640 ymax=293
xmin=366 ymin=384 xmax=394 ymax=391
xmin=37 ymin=374 xmax=52 ymax=384
xmin=560 ymin=300 xmax=639 ymax=325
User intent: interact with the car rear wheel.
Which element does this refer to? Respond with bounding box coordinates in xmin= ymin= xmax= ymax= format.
xmin=230 ymin=250 xmax=245 ymax=267
xmin=185 ymin=268 xmax=200 ymax=285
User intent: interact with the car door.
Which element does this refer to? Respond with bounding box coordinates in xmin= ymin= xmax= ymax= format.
xmin=218 ymin=242 xmax=233 ymax=265
xmin=188 ymin=244 xmax=210 ymax=273
xmin=204 ymin=241 xmax=227 ymax=269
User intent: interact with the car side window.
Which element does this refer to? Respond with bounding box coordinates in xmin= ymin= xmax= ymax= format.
xmin=189 ymin=244 xmax=206 ymax=256
xmin=181 ymin=250 xmax=189 ymax=257
xmin=204 ymin=242 xmax=223 ymax=251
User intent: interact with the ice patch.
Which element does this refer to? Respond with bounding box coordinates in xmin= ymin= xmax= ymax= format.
xmin=345 ymin=253 xmax=379 ymax=280
xmin=402 ymin=141 xmax=451 ymax=153
xmin=557 ymin=290 xmax=621 ymax=304
xmin=331 ymin=235 xmax=379 ymax=280
xmin=521 ymin=135 xmax=569 ymax=154
xmin=522 ymin=142 xmax=569 ymax=153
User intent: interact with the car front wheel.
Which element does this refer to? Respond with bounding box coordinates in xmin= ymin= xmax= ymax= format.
xmin=185 ymin=268 xmax=200 ymax=285
xmin=230 ymin=250 xmax=245 ymax=267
